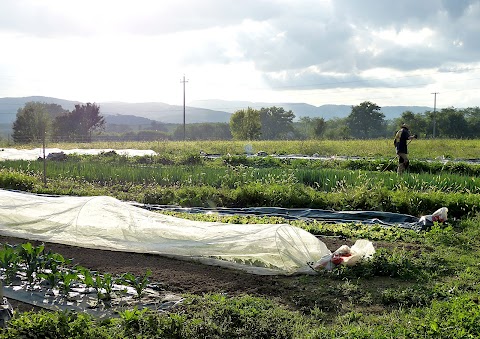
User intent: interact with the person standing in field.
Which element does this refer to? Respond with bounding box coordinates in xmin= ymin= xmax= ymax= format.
xmin=394 ymin=123 xmax=417 ymax=174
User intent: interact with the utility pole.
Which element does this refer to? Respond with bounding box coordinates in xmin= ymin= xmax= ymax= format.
xmin=42 ymin=129 xmax=47 ymax=187
xmin=431 ymin=92 xmax=439 ymax=138
xmin=180 ymin=75 xmax=189 ymax=141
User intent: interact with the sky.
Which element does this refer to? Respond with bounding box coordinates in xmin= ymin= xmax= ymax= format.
xmin=1 ymin=0 xmax=480 ymax=110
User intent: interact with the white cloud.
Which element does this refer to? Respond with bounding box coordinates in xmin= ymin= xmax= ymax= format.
xmin=0 ymin=0 xmax=479 ymax=108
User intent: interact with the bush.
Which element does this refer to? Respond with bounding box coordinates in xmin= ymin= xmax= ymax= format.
xmin=0 ymin=170 xmax=36 ymax=190
xmin=334 ymin=248 xmax=448 ymax=281
xmin=177 ymin=294 xmax=316 ymax=338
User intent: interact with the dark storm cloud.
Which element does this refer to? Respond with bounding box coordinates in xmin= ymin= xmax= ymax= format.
xmin=236 ymin=14 xmax=355 ymax=73
xmin=239 ymin=0 xmax=480 ymax=90
xmin=441 ymin=0 xmax=473 ymax=18
xmin=263 ymin=70 xmax=434 ymax=90
xmin=333 ymin=0 xmax=434 ymax=26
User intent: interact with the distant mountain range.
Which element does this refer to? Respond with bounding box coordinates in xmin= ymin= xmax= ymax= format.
xmin=0 ymin=96 xmax=232 ymax=126
xmin=189 ymin=99 xmax=432 ymax=121
xmin=0 ymin=96 xmax=432 ymax=127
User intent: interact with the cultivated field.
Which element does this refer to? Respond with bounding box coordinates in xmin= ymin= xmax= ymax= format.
xmin=0 ymin=139 xmax=479 ymax=338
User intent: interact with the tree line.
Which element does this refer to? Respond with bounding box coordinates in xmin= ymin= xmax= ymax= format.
xmin=12 ymin=102 xmax=105 ymax=143
xmin=9 ymin=101 xmax=480 ymax=143
xmin=228 ymin=102 xmax=480 ymax=140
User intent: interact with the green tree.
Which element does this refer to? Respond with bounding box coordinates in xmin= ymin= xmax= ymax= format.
xmin=52 ymin=103 xmax=105 ymax=142
xmin=147 ymin=120 xmax=168 ymax=132
xmin=347 ymin=101 xmax=386 ymax=139
xmin=297 ymin=117 xmax=312 ymax=139
xmin=229 ymin=107 xmax=261 ymax=140
xmin=439 ymin=107 xmax=469 ymax=138
xmin=324 ymin=117 xmax=350 ymax=139
xmin=312 ymin=117 xmax=326 ymax=139
xmin=259 ymin=106 xmax=295 ymax=139
xmin=463 ymin=107 xmax=480 ymax=138
xmin=12 ymin=102 xmax=58 ymax=143
xmin=42 ymin=103 xmax=69 ymax=119
xmin=394 ymin=111 xmax=429 ymax=138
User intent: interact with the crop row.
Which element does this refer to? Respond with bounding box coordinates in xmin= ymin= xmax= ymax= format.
xmin=0 ymin=242 xmax=152 ymax=304
xmin=3 ymin=156 xmax=480 ymax=192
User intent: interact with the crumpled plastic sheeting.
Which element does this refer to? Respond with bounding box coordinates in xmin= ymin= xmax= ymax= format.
xmin=0 ymin=190 xmax=330 ymax=275
xmin=135 ymin=204 xmax=428 ymax=231
xmin=313 ymin=239 xmax=376 ymax=271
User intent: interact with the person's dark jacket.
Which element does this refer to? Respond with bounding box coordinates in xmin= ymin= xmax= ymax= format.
xmin=394 ymin=127 xmax=410 ymax=154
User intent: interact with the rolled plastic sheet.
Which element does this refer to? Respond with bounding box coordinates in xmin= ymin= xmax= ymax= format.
xmin=136 ymin=204 xmax=426 ymax=230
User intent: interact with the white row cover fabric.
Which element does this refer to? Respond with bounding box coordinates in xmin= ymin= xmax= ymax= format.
xmin=0 ymin=190 xmax=330 ymax=275
xmin=0 ymin=148 xmax=156 ymax=161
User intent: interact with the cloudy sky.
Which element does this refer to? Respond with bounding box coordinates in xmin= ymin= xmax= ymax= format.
xmin=1 ymin=0 xmax=479 ymax=109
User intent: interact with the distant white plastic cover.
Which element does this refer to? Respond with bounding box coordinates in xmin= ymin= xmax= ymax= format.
xmin=0 ymin=148 xmax=156 ymax=161
xmin=0 ymin=190 xmax=330 ymax=275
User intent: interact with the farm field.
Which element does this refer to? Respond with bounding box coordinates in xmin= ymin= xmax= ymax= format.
xmin=1 ymin=139 xmax=480 ymax=338
xmin=4 ymin=138 xmax=480 ymax=159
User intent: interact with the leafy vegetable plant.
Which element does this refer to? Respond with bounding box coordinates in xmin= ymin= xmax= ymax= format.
xmin=0 ymin=243 xmax=19 ymax=284
xmin=58 ymin=271 xmax=78 ymax=296
xmin=94 ymin=272 xmax=116 ymax=302
xmin=120 ymin=270 xmax=152 ymax=299
xmin=39 ymin=251 xmax=72 ymax=290
xmin=18 ymin=242 xmax=45 ymax=286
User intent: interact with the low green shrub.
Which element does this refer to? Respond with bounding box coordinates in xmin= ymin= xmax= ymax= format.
xmin=0 ymin=310 xmax=112 ymax=338
xmin=0 ymin=169 xmax=37 ymax=190
xmin=333 ymin=248 xmax=450 ymax=281
xmin=0 ymin=295 xmax=317 ymax=338
xmin=177 ymin=294 xmax=317 ymax=338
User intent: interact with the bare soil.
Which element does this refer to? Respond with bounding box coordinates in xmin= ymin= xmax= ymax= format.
xmin=0 ymin=234 xmax=353 ymax=314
